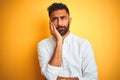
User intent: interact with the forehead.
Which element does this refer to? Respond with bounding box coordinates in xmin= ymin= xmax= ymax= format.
xmin=50 ymin=9 xmax=69 ymax=18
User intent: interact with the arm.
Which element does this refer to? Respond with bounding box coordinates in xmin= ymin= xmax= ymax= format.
xmin=49 ymin=22 xmax=63 ymax=67
xmin=38 ymin=22 xmax=63 ymax=80
xmin=78 ymin=41 xmax=98 ymax=80
xmin=49 ymin=41 xmax=62 ymax=67
xmin=49 ymin=22 xmax=80 ymax=80
xmin=38 ymin=42 xmax=61 ymax=80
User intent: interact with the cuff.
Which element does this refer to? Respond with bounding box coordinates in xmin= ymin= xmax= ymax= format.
xmin=47 ymin=64 xmax=61 ymax=75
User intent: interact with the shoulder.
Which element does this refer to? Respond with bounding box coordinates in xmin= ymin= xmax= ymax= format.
xmin=38 ymin=37 xmax=54 ymax=47
xmin=71 ymin=33 xmax=91 ymax=47
xmin=72 ymin=33 xmax=89 ymax=43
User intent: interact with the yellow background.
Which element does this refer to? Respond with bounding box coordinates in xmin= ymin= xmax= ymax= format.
xmin=0 ymin=0 xmax=120 ymax=80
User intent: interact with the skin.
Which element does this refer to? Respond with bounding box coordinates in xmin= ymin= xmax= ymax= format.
xmin=48 ymin=9 xmax=79 ymax=80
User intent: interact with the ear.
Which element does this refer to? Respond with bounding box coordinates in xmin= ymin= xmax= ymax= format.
xmin=69 ymin=17 xmax=72 ymax=24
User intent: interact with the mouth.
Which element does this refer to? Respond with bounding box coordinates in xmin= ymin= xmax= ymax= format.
xmin=58 ymin=27 xmax=65 ymax=31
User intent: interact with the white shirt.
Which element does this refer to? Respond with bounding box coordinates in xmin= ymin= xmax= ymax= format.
xmin=38 ymin=32 xmax=98 ymax=80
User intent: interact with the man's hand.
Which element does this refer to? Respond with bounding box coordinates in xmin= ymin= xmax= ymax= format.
xmin=50 ymin=21 xmax=63 ymax=42
xmin=49 ymin=21 xmax=63 ymax=67
xmin=57 ymin=76 xmax=79 ymax=80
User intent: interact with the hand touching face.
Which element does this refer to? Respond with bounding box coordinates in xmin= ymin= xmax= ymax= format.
xmin=50 ymin=21 xmax=63 ymax=42
xmin=50 ymin=9 xmax=71 ymax=36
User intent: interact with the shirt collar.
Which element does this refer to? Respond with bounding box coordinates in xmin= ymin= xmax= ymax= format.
xmin=63 ymin=32 xmax=72 ymax=43
xmin=52 ymin=32 xmax=73 ymax=43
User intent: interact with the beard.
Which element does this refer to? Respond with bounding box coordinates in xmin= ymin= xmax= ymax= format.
xmin=56 ymin=23 xmax=70 ymax=36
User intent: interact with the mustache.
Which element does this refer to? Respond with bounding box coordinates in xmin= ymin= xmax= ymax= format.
xmin=56 ymin=26 xmax=66 ymax=29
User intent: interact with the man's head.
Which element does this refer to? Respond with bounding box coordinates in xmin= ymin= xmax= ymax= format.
xmin=47 ymin=3 xmax=71 ymax=36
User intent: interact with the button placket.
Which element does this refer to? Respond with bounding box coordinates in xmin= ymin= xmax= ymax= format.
xmin=62 ymin=39 xmax=69 ymax=76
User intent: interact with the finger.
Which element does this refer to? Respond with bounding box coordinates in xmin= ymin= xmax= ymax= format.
xmin=49 ymin=21 xmax=53 ymax=32
xmin=52 ymin=23 xmax=56 ymax=31
xmin=50 ymin=22 xmax=57 ymax=32
xmin=51 ymin=22 xmax=57 ymax=32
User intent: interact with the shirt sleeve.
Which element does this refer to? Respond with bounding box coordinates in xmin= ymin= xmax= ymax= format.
xmin=38 ymin=41 xmax=61 ymax=80
xmin=78 ymin=41 xmax=98 ymax=80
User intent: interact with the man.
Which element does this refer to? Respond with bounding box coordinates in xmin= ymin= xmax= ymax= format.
xmin=38 ymin=3 xmax=98 ymax=80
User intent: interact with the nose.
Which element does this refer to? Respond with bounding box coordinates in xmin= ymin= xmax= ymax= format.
xmin=57 ymin=18 xmax=62 ymax=26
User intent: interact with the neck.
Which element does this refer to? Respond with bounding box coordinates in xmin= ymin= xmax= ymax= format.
xmin=62 ymin=30 xmax=70 ymax=40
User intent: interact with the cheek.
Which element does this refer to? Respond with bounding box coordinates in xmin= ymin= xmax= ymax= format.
xmin=63 ymin=20 xmax=69 ymax=26
xmin=51 ymin=21 xmax=57 ymax=27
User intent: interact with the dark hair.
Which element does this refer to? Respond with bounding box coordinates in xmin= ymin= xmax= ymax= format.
xmin=47 ymin=3 xmax=70 ymax=16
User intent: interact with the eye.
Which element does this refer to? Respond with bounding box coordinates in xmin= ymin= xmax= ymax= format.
xmin=61 ymin=16 xmax=66 ymax=20
xmin=52 ymin=17 xmax=57 ymax=22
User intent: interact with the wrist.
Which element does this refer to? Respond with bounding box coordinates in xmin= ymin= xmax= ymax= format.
xmin=56 ymin=40 xmax=63 ymax=44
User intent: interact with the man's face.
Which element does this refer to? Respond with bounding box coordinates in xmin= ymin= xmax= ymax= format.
xmin=50 ymin=9 xmax=71 ymax=36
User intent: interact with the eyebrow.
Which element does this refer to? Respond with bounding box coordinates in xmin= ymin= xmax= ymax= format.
xmin=51 ymin=15 xmax=67 ymax=21
xmin=60 ymin=16 xmax=66 ymax=18
xmin=52 ymin=16 xmax=66 ymax=19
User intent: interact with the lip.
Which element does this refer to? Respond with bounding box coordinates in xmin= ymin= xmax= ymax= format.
xmin=58 ymin=27 xmax=65 ymax=30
